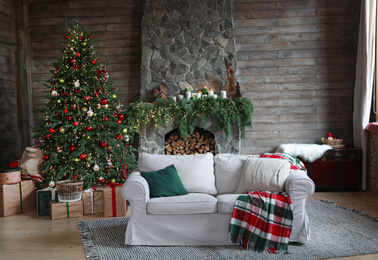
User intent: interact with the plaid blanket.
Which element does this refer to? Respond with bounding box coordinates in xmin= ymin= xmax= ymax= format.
xmin=228 ymin=191 xmax=293 ymax=253
xmin=259 ymin=152 xmax=306 ymax=171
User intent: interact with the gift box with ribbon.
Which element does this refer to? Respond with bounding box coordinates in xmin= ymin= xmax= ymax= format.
xmin=103 ymin=184 xmax=127 ymax=217
xmin=0 ymin=180 xmax=36 ymax=217
xmin=82 ymin=187 xmax=104 ymax=215
xmin=50 ymin=200 xmax=83 ymax=220
xmin=36 ymin=188 xmax=58 ymax=216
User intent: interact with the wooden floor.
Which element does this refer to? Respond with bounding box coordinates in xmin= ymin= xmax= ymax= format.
xmin=0 ymin=191 xmax=377 ymax=260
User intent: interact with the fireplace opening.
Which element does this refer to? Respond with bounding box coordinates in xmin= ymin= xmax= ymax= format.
xmin=165 ymin=128 xmax=215 ymax=155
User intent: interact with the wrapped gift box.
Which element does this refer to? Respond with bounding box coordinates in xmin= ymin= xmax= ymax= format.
xmin=0 ymin=180 xmax=36 ymax=217
xmin=36 ymin=188 xmax=58 ymax=216
xmin=50 ymin=200 xmax=83 ymax=220
xmin=103 ymin=185 xmax=127 ymax=217
xmin=0 ymin=168 xmax=21 ymax=185
xmin=82 ymin=188 xmax=104 ymax=215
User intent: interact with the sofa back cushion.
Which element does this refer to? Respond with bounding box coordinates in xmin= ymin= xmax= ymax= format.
xmin=214 ymin=154 xmax=249 ymax=194
xmin=138 ymin=153 xmax=217 ymax=195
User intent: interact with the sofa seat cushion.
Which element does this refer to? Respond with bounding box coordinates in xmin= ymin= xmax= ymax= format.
xmin=147 ymin=193 xmax=217 ymax=214
xmin=216 ymin=194 xmax=242 ymax=214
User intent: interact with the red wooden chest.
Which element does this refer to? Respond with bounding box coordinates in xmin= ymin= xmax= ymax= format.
xmin=301 ymin=148 xmax=361 ymax=190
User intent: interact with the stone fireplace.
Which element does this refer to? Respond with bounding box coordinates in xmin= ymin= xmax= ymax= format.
xmin=140 ymin=0 xmax=237 ymax=101
xmin=137 ymin=0 xmax=241 ymax=155
xmin=139 ymin=119 xmax=241 ymax=155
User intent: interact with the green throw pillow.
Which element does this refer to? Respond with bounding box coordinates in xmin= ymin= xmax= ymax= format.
xmin=141 ymin=164 xmax=188 ymax=198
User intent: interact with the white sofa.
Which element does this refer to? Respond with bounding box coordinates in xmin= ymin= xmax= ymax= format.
xmin=121 ymin=153 xmax=315 ymax=246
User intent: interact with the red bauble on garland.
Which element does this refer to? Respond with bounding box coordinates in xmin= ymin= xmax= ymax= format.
xmin=76 ymin=52 xmax=81 ymax=57
xmin=117 ymin=120 xmax=122 ymax=124
xmin=66 ymin=115 xmax=73 ymax=121
xmin=116 ymin=134 xmax=122 ymax=140
xmin=49 ymin=128 xmax=55 ymax=133
xmin=91 ymin=60 xmax=96 ymax=64
xmin=104 ymin=117 xmax=109 ymax=122
xmin=118 ymin=114 xmax=125 ymax=120
xmin=44 ymin=155 xmax=49 ymax=160
xmin=84 ymin=96 xmax=90 ymax=101
xmin=72 ymin=122 xmax=79 ymax=126
xmin=85 ymin=126 xmax=92 ymax=131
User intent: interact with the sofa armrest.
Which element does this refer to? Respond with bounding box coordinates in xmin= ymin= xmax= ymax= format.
xmin=285 ymin=170 xmax=315 ymax=199
xmin=121 ymin=170 xmax=150 ymax=214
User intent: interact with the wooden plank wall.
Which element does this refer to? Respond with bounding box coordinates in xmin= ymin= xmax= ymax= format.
xmin=0 ymin=0 xmax=20 ymax=167
xmin=26 ymin=0 xmax=143 ymax=128
xmin=23 ymin=0 xmax=360 ymax=155
xmin=233 ymin=0 xmax=360 ymax=154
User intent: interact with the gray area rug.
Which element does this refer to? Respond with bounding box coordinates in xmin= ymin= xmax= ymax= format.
xmin=78 ymin=200 xmax=378 ymax=260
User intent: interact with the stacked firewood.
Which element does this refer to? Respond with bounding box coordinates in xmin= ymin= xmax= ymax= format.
xmin=165 ymin=130 xmax=215 ymax=155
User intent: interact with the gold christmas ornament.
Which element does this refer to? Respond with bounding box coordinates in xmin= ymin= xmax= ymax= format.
xmin=59 ymin=126 xmax=66 ymax=134
xmin=81 ymin=107 xmax=88 ymax=113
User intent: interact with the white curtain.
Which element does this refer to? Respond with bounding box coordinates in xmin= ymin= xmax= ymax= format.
xmin=353 ymin=0 xmax=376 ymax=191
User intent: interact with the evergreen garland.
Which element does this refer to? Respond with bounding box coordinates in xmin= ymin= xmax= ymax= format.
xmin=127 ymin=97 xmax=253 ymax=140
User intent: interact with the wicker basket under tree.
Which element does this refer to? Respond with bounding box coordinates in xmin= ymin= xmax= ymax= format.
xmin=56 ymin=180 xmax=84 ymax=202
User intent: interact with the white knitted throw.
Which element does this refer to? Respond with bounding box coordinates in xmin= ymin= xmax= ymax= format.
xmin=275 ymin=143 xmax=332 ymax=163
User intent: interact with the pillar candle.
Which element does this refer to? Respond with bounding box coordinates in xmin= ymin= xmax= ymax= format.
xmin=186 ymin=91 xmax=191 ymax=100
xmin=208 ymin=90 xmax=214 ymax=96
xmin=221 ymin=90 xmax=227 ymax=99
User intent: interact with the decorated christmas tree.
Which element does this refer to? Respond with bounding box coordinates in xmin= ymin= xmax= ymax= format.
xmin=36 ymin=21 xmax=137 ymax=189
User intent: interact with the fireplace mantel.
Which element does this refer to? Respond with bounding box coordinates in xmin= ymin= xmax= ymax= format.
xmin=127 ymin=97 xmax=253 ymax=154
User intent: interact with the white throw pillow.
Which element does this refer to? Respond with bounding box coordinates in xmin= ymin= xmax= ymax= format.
xmin=138 ymin=153 xmax=217 ymax=195
xmin=235 ymin=157 xmax=291 ymax=193
xmin=214 ymin=154 xmax=249 ymax=194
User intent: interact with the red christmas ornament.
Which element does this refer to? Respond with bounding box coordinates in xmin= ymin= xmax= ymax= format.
xmin=74 ymin=89 xmax=80 ymax=93
xmin=100 ymin=98 xmax=108 ymax=105
xmin=104 ymin=117 xmax=109 ymax=122
xmin=99 ymin=140 xmax=107 ymax=148
xmin=89 ymin=35 xmax=93 ymax=39
xmin=64 ymin=108 xmax=68 ymax=113
xmin=49 ymin=128 xmax=55 ymax=133
xmin=80 ymin=36 xmax=84 ymax=40
xmin=73 ymin=174 xmax=78 ymax=180
xmin=66 ymin=115 xmax=73 ymax=121
xmin=44 ymin=155 xmax=49 ymax=160
xmin=79 ymin=153 xmax=87 ymax=160
xmin=95 ymin=92 xmax=99 ymax=97
xmin=100 ymin=178 xmax=105 ymax=184
xmin=84 ymin=96 xmax=90 ymax=101
xmin=91 ymin=60 xmax=96 ymax=64
xmin=65 ymin=35 xmax=69 ymax=39
xmin=117 ymin=120 xmax=122 ymax=124
xmin=116 ymin=134 xmax=122 ymax=140
xmin=76 ymin=52 xmax=81 ymax=57
xmin=85 ymin=126 xmax=92 ymax=131
xmin=118 ymin=114 xmax=125 ymax=120
xmin=97 ymin=58 xmax=101 ymax=63
xmin=70 ymin=59 xmax=75 ymax=63
xmin=72 ymin=122 xmax=79 ymax=126
xmin=69 ymin=145 xmax=76 ymax=152
xmin=121 ymin=170 xmax=127 ymax=179
xmin=46 ymin=134 xmax=51 ymax=139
